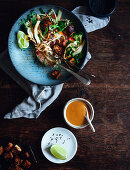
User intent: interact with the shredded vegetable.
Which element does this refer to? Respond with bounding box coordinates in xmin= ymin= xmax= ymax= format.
xmin=18 ymin=8 xmax=85 ymax=78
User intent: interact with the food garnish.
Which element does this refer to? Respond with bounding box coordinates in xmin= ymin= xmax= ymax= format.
xmin=17 ymin=31 xmax=29 ymax=49
xmin=18 ymin=8 xmax=85 ymax=79
xmin=50 ymin=144 xmax=67 ymax=160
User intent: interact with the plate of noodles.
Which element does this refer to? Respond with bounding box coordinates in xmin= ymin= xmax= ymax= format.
xmin=8 ymin=5 xmax=88 ymax=85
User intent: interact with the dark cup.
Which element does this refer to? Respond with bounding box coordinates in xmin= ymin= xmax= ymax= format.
xmin=89 ymin=0 xmax=117 ymax=17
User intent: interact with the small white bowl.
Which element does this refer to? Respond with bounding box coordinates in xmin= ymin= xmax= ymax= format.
xmin=63 ymin=98 xmax=94 ymax=129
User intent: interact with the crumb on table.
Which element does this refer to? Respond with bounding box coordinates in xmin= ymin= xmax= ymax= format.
xmin=4 ymin=151 xmax=13 ymax=159
xmin=25 ymin=152 xmax=30 ymax=158
xmin=5 ymin=142 xmax=13 ymax=152
xmin=14 ymin=156 xmax=23 ymax=165
xmin=0 ymin=145 xmax=4 ymax=155
xmin=12 ymin=145 xmax=22 ymax=155
xmin=22 ymin=160 xmax=31 ymax=169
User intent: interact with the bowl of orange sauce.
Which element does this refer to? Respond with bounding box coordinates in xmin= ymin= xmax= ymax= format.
xmin=63 ymin=98 xmax=94 ymax=129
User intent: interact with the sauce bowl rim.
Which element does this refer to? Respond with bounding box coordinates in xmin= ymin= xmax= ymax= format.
xmin=63 ymin=98 xmax=94 ymax=129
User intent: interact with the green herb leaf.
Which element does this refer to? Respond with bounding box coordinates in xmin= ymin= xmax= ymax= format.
xmin=72 ymin=32 xmax=83 ymax=44
xmin=39 ymin=33 xmax=42 ymax=41
xmin=57 ymin=21 xmax=71 ymax=32
xmin=43 ymin=27 xmax=48 ymax=36
xmin=30 ymin=10 xmax=36 ymax=16
xmin=58 ymin=21 xmax=65 ymax=29
xmin=39 ymin=8 xmax=45 ymax=14
xmin=74 ymin=55 xmax=80 ymax=64
xmin=19 ymin=18 xmax=28 ymax=26
xmin=43 ymin=58 xmax=46 ymax=66
xmin=31 ymin=16 xmax=37 ymax=25
xmin=74 ymin=52 xmax=82 ymax=64
xmin=47 ymin=9 xmax=54 ymax=15
xmin=49 ymin=24 xmax=59 ymax=30
xmin=18 ymin=10 xmax=37 ymax=26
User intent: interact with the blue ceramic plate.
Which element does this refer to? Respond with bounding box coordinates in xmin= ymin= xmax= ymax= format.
xmin=8 ymin=5 xmax=88 ymax=85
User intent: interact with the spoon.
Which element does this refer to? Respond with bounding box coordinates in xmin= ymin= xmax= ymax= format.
xmin=49 ymin=55 xmax=91 ymax=85
xmin=37 ymin=53 xmax=91 ymax=85
xmin=85 ymin=107 xmax=95 ymax=132
xmin=54 ymin=55 xmax=95 ymax=78
xmin=56 ymin=63 xmax=91 ymax=85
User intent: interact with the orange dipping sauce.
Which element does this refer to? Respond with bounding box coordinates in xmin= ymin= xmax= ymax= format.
xmin=66 ymin=101 xmax=91 ymax=126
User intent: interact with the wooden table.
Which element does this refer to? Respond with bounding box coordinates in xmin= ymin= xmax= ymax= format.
xmin=0 ymin=0 xmax=129 ymax=169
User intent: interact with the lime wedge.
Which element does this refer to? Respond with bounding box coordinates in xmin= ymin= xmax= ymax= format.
xmin=50 ymin=144 xmax=67 ymax=160
xmin=17 ymin=31 xmax=29 ymax=49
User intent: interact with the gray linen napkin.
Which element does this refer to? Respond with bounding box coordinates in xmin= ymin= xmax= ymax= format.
xmin=0 ymin=6 xmax=110 ymax=119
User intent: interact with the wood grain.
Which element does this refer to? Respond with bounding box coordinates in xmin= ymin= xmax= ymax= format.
xmin=0 ymin=0 xmax=130 ymax=169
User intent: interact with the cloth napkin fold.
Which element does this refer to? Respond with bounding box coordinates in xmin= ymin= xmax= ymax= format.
xmin=0 ymin=6 xmax=110 ymax=119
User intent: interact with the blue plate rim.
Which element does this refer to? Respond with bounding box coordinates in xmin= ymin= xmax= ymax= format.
xmin=8 ymin=4 xmax=88 ymax=86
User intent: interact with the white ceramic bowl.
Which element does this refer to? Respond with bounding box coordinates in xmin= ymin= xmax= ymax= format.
xmin=63 ymin=98 xmax=94 ymax=129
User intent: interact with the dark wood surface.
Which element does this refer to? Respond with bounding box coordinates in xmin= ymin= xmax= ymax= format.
xmin=0 ymin=0 xmax=130 ymax=169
